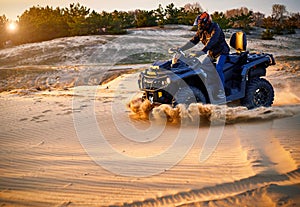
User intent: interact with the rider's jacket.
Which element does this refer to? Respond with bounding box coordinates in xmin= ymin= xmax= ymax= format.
xmin=190 ymin=22 xmax=230 ymax=58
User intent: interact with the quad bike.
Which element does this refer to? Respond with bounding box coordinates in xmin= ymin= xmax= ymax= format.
xmin=138 ymin=32 xmax=276 ymax=109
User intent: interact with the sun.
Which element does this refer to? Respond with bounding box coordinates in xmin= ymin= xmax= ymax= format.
xmin=7 ymin=22 xmax=18 ymax=32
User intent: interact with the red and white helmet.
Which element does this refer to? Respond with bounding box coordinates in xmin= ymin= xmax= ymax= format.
xmin=193 ymin=12 xmax=212 ymax=29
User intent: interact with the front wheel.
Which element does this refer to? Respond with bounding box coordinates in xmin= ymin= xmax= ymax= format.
xmin=241 ymin=78 xmax=274 ymax=109
xmin=174 ymin=86 xmax=207 ymax=106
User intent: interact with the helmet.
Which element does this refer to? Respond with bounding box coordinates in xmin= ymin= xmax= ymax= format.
xmin=193 ymin=12 xmax=211 ymax=29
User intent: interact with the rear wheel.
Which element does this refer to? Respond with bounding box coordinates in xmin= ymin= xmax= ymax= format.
xmin=241 ymin=78 xmax=274 ymax=109
xmin=174 ymin=86 xmax=206 ymax=106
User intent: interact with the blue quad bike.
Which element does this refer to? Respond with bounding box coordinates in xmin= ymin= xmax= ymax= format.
xmin=138 ymin=32 xmax=276 ymax=109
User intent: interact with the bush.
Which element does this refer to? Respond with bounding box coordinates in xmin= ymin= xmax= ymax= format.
xmin=107 ymin=28 xmax=127 ymax=35
xmin=287 ymin=28 xmax=296 ymax=34
xmin=261 ymin=29 xmax=274 ymax=40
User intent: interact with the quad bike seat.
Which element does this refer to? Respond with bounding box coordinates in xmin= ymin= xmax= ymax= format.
xmin=230 ymin=31 xmax=247 ymax=52
xmin=223 ymin=31 xmax=248 ymax=71
xmin=226 ymin=55 xmax=240 ymax=63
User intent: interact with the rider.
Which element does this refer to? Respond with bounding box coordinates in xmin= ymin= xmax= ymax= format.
xmin=175 ymin=12 xmax=230 ymax=99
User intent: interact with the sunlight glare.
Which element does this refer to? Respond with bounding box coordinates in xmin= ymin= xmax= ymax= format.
xmin=7 ymin=22 xmax=18 ymax=32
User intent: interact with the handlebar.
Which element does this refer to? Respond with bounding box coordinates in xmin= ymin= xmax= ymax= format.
xmin=168 ymin=48 xmax=186 ymax=56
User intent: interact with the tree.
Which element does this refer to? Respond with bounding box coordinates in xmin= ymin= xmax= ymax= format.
xmin=155 ymin=4 xmax=165 ymax=27
xmin=183 ymin=2 xmax=202 ymax=14
xmin=165 ymin=3 xmax=180 ymax=24
xmin=262 ymin=16 xmax=274 ymax=29
xmin=225 ymin=7 xmax=254 ymax=33
xmin=226 ymin=7 xmax=250 ymax=18
xmin=99 ymin=11 xmax=113 ymax=31
xmin=134 ymin=9 xmax=157 ymax=27
xmin=288 ymin=12 xmax=300 ymax=29
xmin=119 ymin=11 xmax=135 ymax=29
xmin=17 ymin=6 xmax=69 ymax=43
xmin=0 ymin=15 xmax=8 ymax=47
xmin=211 ymin=11 xmax=232 ymax=29
xmin=179 ymin=3 xmax=203 ymax=25
xmin=86 ymin=10 xmax=102 ymax=34
xmin=270 ymin=4 xmax=287 ymax=34
xmin=231 ymin=11 xmax=254 ymax=33
xmin=252 ymin=12 xmax=265 ymax=27
xmin=272 ymin=4 xmax=287 ymax=23
xmin=284 ymin=12 xmax=300 ymax=34
xmin=64 ymin=3 xmax=90 ymax=36
xmin=87 ymin=10 xmax=128 ymax=34
xmin=108 ymin=10 xmax=128 ymax=34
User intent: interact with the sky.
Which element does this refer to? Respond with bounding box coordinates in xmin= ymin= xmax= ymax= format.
xmin=0 ymin=0 xmax=300 ymax=20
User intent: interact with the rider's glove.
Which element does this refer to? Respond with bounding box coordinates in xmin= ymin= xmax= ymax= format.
xmin=195 ymin=51 xmax=206 ymax=57
xmin=189 ymin=51 xmax=206 ymax=58
xmin=180 ymin=41 xmax=195 ymax=51
xmin=168 ymin=47 xmax=178 ymax=54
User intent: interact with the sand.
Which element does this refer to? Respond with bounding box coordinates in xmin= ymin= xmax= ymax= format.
xmin=1 ymin=59 xmax=300 ymax=207
xmin=1 ymin=27 xmax=300 ymax=207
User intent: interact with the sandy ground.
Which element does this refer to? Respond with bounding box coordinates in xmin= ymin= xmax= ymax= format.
xmin=1 ymin=58 xmax=300 ymax=207
xmin=0 ymin=26 xmax=300 ymax=207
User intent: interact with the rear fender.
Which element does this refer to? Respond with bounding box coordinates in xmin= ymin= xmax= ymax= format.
xmin=241 ymin=55 xmax=273 ymax=80
xmin=248 ymin=66 xmax=266 ymax=79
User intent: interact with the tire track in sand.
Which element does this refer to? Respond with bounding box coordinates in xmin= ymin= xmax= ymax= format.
xmin=111 ymin=168 xmax=300 ymax=207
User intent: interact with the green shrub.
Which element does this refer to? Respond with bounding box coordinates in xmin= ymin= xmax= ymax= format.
xmin=107 ymin=28 xmax=127 ymax=35
xmin=287 ymin=28 xmax=296 ymax=34
xmin=261 ymin=29 xmax=274 ymax=40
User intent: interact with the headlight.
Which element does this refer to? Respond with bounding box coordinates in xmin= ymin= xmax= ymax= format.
xmin=172 ymin=57 xmax=178 ymax=65
xmin=166 ymin=77 xmax=171 ymax=84
xmin=150 ymin=65 xmax=160 ymax=70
